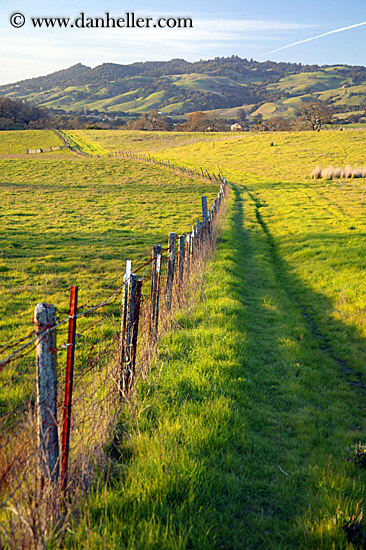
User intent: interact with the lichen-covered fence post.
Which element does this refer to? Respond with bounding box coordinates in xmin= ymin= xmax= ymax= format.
xmin=150 ymin=245 xmax=162 ymax=339
xmin=33 ymin=302 xmax=59 ymax=483
xmin=119 ymin=260 xmax=132 ymax=395
xmin=166 ymin=233 xmax=176 ymax=312
xmin=123 ymin=273 xmax=137 ymax=393
xmin=178 ymin=235 xmax=185 ymax=288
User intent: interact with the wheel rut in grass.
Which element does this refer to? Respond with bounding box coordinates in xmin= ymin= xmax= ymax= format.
xmin=243 ymin=184 xmax=366 ymax=396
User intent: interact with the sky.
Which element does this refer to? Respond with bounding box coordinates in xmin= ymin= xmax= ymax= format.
xmin=0 ymin=0 xmax=365 ymax=85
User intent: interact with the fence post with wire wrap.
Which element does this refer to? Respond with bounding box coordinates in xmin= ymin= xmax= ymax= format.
xmin=130 ymin=279 xmax=143 ymax=386
xmin=119 ymin=260 xmax=132 ymax=395
xmin=178 ymin=235 xmax=185 ymax=290
xmin=150 ymin=245 xmax=162 ymax=340
xmin=33 ymin=302 xmax=59 ymax=483
xmin=166 ymin=232 xmax=176 ymax=312
xmin=121 ymin=273 xmax=138 ymax=394
xmin=0 ymin=169 xmax=229 ymax=544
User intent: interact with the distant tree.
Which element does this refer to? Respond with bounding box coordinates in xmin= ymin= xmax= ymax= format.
xmin=255 ymin=116 xmax=293 ymax=131
xmin=128 ymin=110 xmax=171 ymax=131
xmin=147 ymin=110 xmax=172 ymax=130
xmin=0 ymin=97 xmax=48 ymax=129
xmin=299 ymin=101 xmax=333 ymax=130
xmin=177 ymin=111 xmax=223 ymax=132
xmin=237 ymin=108 xmax=248 ymax=125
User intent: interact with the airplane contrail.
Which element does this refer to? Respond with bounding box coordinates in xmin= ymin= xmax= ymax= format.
xmin=261 ymin=21 xmax=366 ymax=56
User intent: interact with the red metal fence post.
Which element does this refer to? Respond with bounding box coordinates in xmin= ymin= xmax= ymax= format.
xmin=60 ymin=286 xmax=78 ymax=493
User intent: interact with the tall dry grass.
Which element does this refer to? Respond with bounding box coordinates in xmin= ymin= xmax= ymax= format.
xmin=311 ymin=164 xmax=366 ymax=180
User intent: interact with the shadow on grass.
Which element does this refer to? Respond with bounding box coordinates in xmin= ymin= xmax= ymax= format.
xmin=77 ymin=183 xmax=366 ymax=550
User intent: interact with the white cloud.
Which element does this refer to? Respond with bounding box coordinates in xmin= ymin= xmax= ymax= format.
xmin=0 ymin=17 xmax=316 ymax=83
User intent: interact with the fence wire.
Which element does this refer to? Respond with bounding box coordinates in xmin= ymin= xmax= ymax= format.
xmin=0 ymin=176 xmax=228 ymax=549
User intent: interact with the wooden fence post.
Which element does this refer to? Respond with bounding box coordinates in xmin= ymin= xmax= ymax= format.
xmin=166 ymin=233 xmax=176 ymax=312
xmin=119 ymin=260 xmax=132 ymax=395
xmin=186 ymin=233 xmax=191 ymax=271
xmin=123 ymin=274 xmax=137 ymax=393
xmin=60 ymin=286 xmax=78 ymax=492
xmin=33 ymin=303 xmax=59 ymax=483
xmin=150 ymin=245 xmax=162 ymax=338
xmin=178 ymin=235 xmax=185 ymax=288
xmin=131 ymin=280 xmax=142 ymax=377
xmin=201 ymin=196 xmax=208 ymax=223
xmin=201 ymin=196 xmax=208 ymax=242
xmin=196 ymin=220 xmax=202 ymax=248
xmin=191 ymin=226 xmax=196 ymax=261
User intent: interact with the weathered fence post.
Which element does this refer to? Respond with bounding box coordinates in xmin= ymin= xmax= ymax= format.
xmin=34 ymin=303 xmax=59 ymax=483
xmin=60 ymin=286 xmax=78 ymax=492
xmin=201 ymin=196 xmax=208 ymax=223
xmin=119 ymin=260 xmax=132 ymax=394
xmin=197 ymin=219 xmax=203 ymax=248
xmin=178 ymin=235 xmax=185 ymax=288
xmin=201 ymin=195 xmax=208 ymax=242
xmin=186 ymin=233 xmax=191 ymax=272
xmin=122 ymin=274 xmax=137 ymax=393
xmin=131 ymin=279 xmax=142 ymax=377
xmin=191 ymin=226 xmax=196 ymax=261
xmin=150 ymin=245 xmax=162 ymax=339
xmin=166 ymin=233 xmax=176 ymax=312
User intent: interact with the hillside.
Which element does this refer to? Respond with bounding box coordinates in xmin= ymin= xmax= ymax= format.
xmin=0 ymin=57 xmax=365 ymax=120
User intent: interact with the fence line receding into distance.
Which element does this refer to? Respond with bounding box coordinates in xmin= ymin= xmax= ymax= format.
xmin=0 ymin=169 xmax=229 ymax=548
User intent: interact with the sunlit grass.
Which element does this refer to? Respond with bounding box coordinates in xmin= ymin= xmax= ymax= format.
xmin=0 ymin=148 xmax=219 ymax=413
xmin=58 ymin=128 xmax=366 ymax=549
xmin=1 ymin=129 xmax=366 ymax=548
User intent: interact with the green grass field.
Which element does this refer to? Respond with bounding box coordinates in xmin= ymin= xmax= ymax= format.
xmin=0 ymin=129 xmax=67 ymax=155
xmin=0 ymin=133 xmax=219 ymax=416
xmin=1 ymin=128 xmax=366 ymax=548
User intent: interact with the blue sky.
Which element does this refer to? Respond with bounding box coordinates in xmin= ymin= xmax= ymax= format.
xmin=0 ymin=0 xmax=365 ymax=84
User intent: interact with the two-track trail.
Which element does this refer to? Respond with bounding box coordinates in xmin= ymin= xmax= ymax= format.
xmin=67 ymin=165 xmax=366 ymax=549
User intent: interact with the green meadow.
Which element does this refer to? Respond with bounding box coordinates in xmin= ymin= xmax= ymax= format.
xmin=59 ymin=128 xmax=366 ymax=549
xmin=1 ymin=128 xmax=366 ymax=548
xmin=0 ymin=131 xmax=219 ymax=414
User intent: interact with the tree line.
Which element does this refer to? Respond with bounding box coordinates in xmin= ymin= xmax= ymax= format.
xmin=0 ymin=96 xmax=357 ymax=132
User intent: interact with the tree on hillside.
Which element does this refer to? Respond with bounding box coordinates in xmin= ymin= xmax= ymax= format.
xmin=0 ymin=97 xmax=48 ymax=129
xmin=128 ymin=110 xmax=172 ymax=131
xmin=299 ymin=101 xmax=333 ymax=130
xmin=177 ymin=111 xmax=224 ymax=132
xmin=237 ymin=108 xmax=248 ymax=125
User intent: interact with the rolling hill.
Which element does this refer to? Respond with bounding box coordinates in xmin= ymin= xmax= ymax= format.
xmin=0 ymin=57 xmax=365 ymax=120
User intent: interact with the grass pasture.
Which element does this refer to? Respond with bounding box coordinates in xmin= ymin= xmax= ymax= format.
xmin=0 ymin=139 xmax=219 ymax=415
xmin=1 ymin=128 xmax=366 ymax=548
xmin=54 ymin=128 xmax=366 ymax=549
xmin=0 ymin=129 xmax=66 ymax=156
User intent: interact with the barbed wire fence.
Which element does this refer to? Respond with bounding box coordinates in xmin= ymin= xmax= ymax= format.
xmin=52 ymin=129 xmax=222 ymax=182
xmin=0 ymin=171 xmax=229 ymax=549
